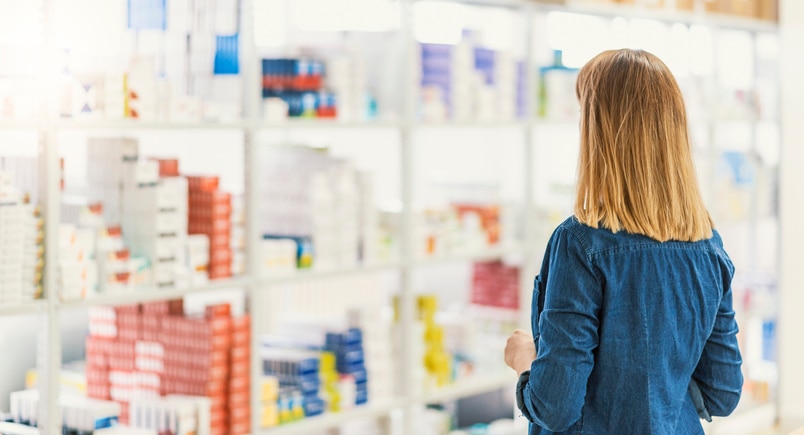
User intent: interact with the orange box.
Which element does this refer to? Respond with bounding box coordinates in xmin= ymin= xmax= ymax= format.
xmin=209 ymin=247 xmax=233 ymax=266
xmin=189 ymin=190 xmax=230 ymax=206
xmin=229 ymin=390 xmax=250 ymax=408
xmin=210 ymin=393 xmax=228 ymax=410
xmin=230 ymin=360 xmax=249 ymax=379
xmin=152 ymin=158 xmax=179 ymax=177
xmin=205 ymin=303 xmax=231 ymax=318
xmin=209 ymin=264 xmax=233 ymax=280
xmin=231 ymin=329 xmax=250 ymax=348
xmin=141 ymin=301 xmax=170 ymax=315
xmin=229 ymin=406 xmax=250 ymax=424
xmin=231 ymin=315 xmax=250 ymax=332
xmin=230 ymin=423 xmax=250 ymax=435
xmin=187 ymin=175 xmax=220 ymax=192
xmin=168 ymin=299 xmax=184 ymax=315
xmin=189 ymin=202 xmax=232 ymax=220
xmin=230 ymin=346 xmax=250 ymax=364
xmin=229 ymin=376 xmax=250 ymax=394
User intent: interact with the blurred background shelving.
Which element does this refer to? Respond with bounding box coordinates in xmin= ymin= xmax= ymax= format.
xmin=0 ymin=0 xmax=782 ymax=434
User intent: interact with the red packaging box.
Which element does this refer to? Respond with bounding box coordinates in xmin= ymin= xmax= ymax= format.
xmin=229 ymin=376 xmax=250 ymax=395
xmin=117 ymin=327 xmax=139 ymax=342
xmin=210 ymin=407 xmax=228 ymax=427
xmin=188 ymin=190 xmax=230 ymax=206
xmin=141 ymin=313 xmax=161 ymax=330
xmin=168 ymin=299 xmax=184 ymax=315
xmin=187 ymin=175 xmax=220 ymax=192
xmin=231 ymin=329 xmax=250 ymax=348
xmin=153 ymin=158 xmax=179 ymax=177
xmin=116 ymin=312 xmax=141 ymax=329
xmin=208 ymin=265 xmax=232 ymax=280
xmin=141 ymin=301 xmax=170 ymax=315
xmin=86 ymin=352 xmax=108 ymax=368
xmin=229 ymin=406 xmax=250 ymax=423
xmin=209 ymin=247 xmax=233 ymax=267
xmin=231 ymin=315 xmax=249 ymax=331
xmin=205 ymin=303 xmax=231 ymax=318
xmin=142 ymin=329 xmax=160 ymax=342
xmin=210 ymin=394 xmax=228 ymax=410
xmin=230 ymin=423 xmax=250 ymax=435
xmin=189 ymin=218 xmax=232 ymax=236
xmin=230 ymin=360 xmax=249 ymax=379
xmin=86 ymin=382 xmax=111 ymax=400
xmin=189 ymin=202 xmax=232 ymax=220
xmin=207 ymin=233 xmax=231 ymax=250
xmin=229 ymin=390 xmax=250 ymax=408
xmin=114 ymin=304 xmax=140 ymax=315
xmin=230 ymin=346 xmax=249 ymax=364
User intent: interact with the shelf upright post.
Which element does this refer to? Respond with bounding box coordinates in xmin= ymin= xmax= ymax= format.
xmin=239 ymin=0 xmax=264 ymax=432
xmin=520 ymin=3 xmax=538 ymax=332
xmin=37 ymin=0 xmax=62 ymax=432
xmin=39 ymin=127 xmax=62 ymax=434
xmin=400 ymin=0 xmax=418 ymax=432
xmin=777 ymin=0 xmax=804 ymax=425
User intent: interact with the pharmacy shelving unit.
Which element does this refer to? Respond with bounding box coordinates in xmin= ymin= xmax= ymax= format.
xmin=0 ymin=0 xmax=780 ymax=434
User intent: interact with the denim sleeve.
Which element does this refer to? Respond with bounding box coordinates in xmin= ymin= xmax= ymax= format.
xmin=516 ymin=226 xmax=601 ymax=433
xmin=692 ymin=285 xmax=743 ymax=416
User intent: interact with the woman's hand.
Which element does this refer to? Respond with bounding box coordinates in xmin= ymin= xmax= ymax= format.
xmin=505 ymin=329 xmax=537 ymax=375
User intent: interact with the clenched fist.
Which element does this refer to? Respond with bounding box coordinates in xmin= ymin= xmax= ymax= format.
xmin=504 ymin=329 xmax=537 ymax=375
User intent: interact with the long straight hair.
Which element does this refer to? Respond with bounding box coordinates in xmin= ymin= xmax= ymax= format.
xmin=574 ymin=49 xmax=713 ymax=242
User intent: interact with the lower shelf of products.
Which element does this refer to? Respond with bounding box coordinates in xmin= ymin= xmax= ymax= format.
xmin=259 ymin=373 xmax=516 ymax=435
xmin=258 ymin=399 xmax=404 ymax=435
xmin=418 ymin=372 xmax=515 ymax=404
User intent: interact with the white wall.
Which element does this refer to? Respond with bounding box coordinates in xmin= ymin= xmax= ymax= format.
xmin=778 ymin=0 xmax=804 ymax=426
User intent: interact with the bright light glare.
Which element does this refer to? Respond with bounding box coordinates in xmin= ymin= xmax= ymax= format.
xmin=629 ymin=19 xmax=670 ymax=60
xmin=413 ymin=2 xmax=465 ymax=45
xmin=53 ymin=0 xmax=122 ymax=55
xmin=668 ymin=23 xmax=691 ymax=78
xmin=0 ymin=0 xmax=43 ymax=47
xmin=292 ymin=0 xmax=399 ymax=32
xmin=547 ymin=12 xmax=609 ymax=68
xmin=254 ymin=0 xmax=286 ymax=47
xmin=464 ymin=7 xmax=517 ymax=52
xmin=689 ymin=25 xmax=714 ymax=75
xmin=716 ymin=30 xmax=753 ymax=89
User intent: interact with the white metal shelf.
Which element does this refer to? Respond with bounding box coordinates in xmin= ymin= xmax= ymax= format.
xmin=0 ymin=301 xmax=48 ymax=317
xmin=411 ymin=245 xmax=524 ymax=266
xmin=258 ymin=262 xmax=404 ymax=286
xmin=57 ymin=277 xmax=251 ymax=309
xmin=536 ymin=0 xmax=778 ymax=32
xmin=51 ymin=119 xmax=247 ymax=131
xmin=417 ymin=372 xmax=515 ymax=403
xmin=256 ymin=399 xmax=404 ymax=435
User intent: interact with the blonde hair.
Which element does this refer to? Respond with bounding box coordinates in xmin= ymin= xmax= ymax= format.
xmin=574 ymin=49 xmax=713 ymax=242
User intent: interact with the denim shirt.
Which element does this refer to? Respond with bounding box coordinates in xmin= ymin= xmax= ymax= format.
xmin=516 ymin=217 xmax=743 ymax=435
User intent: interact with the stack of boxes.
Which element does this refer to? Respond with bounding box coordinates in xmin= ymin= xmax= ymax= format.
xmin=9 ymin=389 xmax=122 ymax=432
xmin=471 ymin=260 xmax=520 ymax=311
xmin=348 ymin=308 xmax=394 ymax=403
xmin=325 ymin=54 xmax=370 ymax=122
xmin=122 ymin=158 xmax=189 ymax=289
xmin=418 ymin=295 xmax=452 ymax=389
xmin=0 ymin=169 xmax=43 ymax=305
xmin=419 ymin=39 xmax=528 ymax=123
xmin=325 ymin=328 xmax=369 ymax=408
xmin=261 ymin=350 xmax=325 ymax=424
xmin=129 ymin=395 xmax=211 ymax=435
xmin=259 ymin=147 xmax=380 ymax=272
xmin=188 ymin=175 xmax=233 ymax=280
xmin=230 ymin=196 xmax=247 ymax=277
xmin=261 ymin=58 xmax=337 ymax=119
xmin=258 ymin=376 xmax=280 ymax=428
xmin=85 ymin=300 xmax=251 ymax=435
xmin=0 ymin=157 xmax=47 ymax=304
xmin=87 ymin=138 xmax=139 ymax=225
